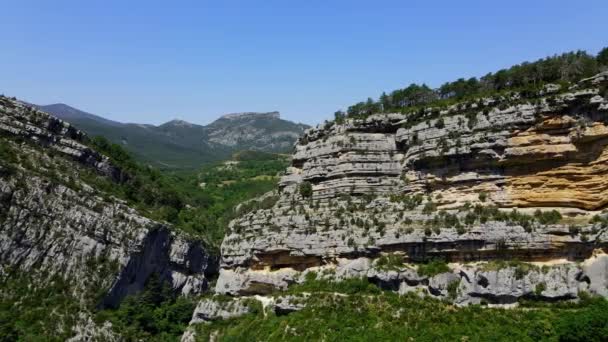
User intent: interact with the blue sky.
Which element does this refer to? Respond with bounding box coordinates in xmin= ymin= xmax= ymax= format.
xmin=1 ymin=0 xmax=606 ymax=126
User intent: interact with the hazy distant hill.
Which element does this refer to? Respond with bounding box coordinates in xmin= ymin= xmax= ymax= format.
xmin=35 ymin=104 xmax=308 ymax=169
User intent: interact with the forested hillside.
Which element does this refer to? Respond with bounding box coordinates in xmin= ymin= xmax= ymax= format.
xmin=37 ymin=104 xmax=307 ymax=170
xmin=85 ymin=136 xmax=289 ymax=248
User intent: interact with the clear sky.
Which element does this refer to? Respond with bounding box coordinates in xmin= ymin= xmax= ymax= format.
xmin=1 ymin=0 xmax=606 ymax=126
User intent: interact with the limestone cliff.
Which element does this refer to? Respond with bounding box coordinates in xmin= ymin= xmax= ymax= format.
xmin=215 ymin=72 xmax=608 ymax=301
xmin=0 ymin=96 xmax=216 ymax=337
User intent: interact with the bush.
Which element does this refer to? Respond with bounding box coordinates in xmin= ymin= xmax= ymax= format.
xmin=422 ymin=201 xmax=437 ymax=214
xmin=299 ymin=181 xmax=313 ymax=198
xmin=390 ymin=193 xmax=424 ymax=210
xmin=556 ymin=298 xmax=608 ymax=341
xmin=434 ymin=117 xmax=445 ymax=129
xmin=417 ymin=259 xmax=450 ymax=277
xmin=535 ymin=209 xmax=562 ymax=225
xmin=535 ymin=282 xmax=546 ymax=296
xmin=447 ymin=280 xmax=460 ymax=300
xmin=478 ymin=192 xmax=487 ymax=202
xmin=375 ymin=253 xmax=404 ymax=271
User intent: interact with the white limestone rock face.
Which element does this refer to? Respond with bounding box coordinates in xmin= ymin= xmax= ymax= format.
xmin=188 ymin=293 xmax=310 ymax=326
xmin=204 ymin=111 xmax=309 ymax=152
xmin=215 ymin=268 xmax=298 ymax=295
xmin=0 ymin=96 xmax=125 ymax=181
xmin=190 ymin=298 xmax=251 ymax=324
xmin=0 ymin=165 xmax=215 ymax=308
xmin=214 ymin=254 xmax=608 ymax=305
xmin=583 ymin=253 xmax=608 ymax=297
xmin=217 ymin=73 xmax=608 ymax=298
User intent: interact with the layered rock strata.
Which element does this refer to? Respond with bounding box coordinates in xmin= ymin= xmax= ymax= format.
xmin=218 ymin=72 xmax=608 ymax=295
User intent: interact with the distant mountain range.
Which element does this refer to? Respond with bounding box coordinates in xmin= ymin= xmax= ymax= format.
xmin=35 ymin=103 xmax=309 ymax=169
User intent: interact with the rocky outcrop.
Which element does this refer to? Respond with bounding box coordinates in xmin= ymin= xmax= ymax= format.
xmin=182 ymin=293 xmax=310 ymax=341
xmin=217 ymin=73 xmax=608 ymax=296
xmin=183 ymin=251 xmax=608 ymax=340
xmin=204 ymin=111 xmax=309 ymax=152
xmin=1 ymin=172 xmax=208 ymax=295
xmin=211 ymin=252 xmax=608 ymax=303
xmin=189 ymin=294 xmax=309 ymax=324
xmin=0 ymin=96 xmax=125 ymax=181
xmin=0 ymin=96 xmax=217 ymax=337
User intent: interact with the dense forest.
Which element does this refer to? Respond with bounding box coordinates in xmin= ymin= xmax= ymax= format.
xmin=336 ymin=48 xmax=608 ymax=121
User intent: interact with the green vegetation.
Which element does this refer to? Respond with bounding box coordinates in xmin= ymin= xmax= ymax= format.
xmin=425 ymin=210 xmax=462 ymax=232
xmin=194 ymin=278 xmax=608 ymax=342
xmin=590 ymin=213 xmax=608 ymax=228
xmin=597 ymin=47 xmax=608 ymax=68
xmin=288 ymin=273 xmax=381 ymax=295
xmin=87 ymin=136 xmax=288 ymax=247
xmin=535 ymin=282 xmax=546 ymax=297
xmin=422 ymin=200 xmax=437 ymax=214
xmin=298 ymin=181 xmax=313 ymax=198
xmin=1 ymin=133 xmax=288 ymax=248
xmin=38 ymin=104 xmax=307 ymax=170
xmin=390 ymin=193 xmax=424 ymax=210
xmin=417 ymin=259 xmax=450 ymax=277
xmin=0 ymin=140 xmax=18 ymax=177
xmin=95 ymin=275 xmax=195 ymax=341
xmin=457 ymin=204 xmax=563 ymax=232
xmin=374 ymin=253 xmax=405 ymax=271
xmin=481 ymin=260 xmax=538 ymax=279
xmin=534 ymin=209 xmax=562 ymax=225
xmin=478 ymin=191 xmax=488 ymax=202
xmin=0 ymin=274 xmax=81 ymax=341
xmin=340 ymin=49 xmax=607 ymax=120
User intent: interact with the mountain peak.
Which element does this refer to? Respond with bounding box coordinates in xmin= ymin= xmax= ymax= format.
xmin=35 ymin=103 xmax=123 ymax=126
xmin=162 ymin=119 xmax=194 ymax=127
xmin=219 ymin=111 xmax=280 ymax=120
xmin=41 ymin=103 xmax=82 ymax=114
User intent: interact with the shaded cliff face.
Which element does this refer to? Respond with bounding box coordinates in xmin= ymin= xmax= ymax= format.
xmin=0 ymin=96 xmax=216 ymax=335
xmin=217 ymin=72 xmax=608 ymax=296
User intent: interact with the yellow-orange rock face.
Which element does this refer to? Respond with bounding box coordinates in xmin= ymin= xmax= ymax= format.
xmin=505 ymin=118 xmax=608 ymax=210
